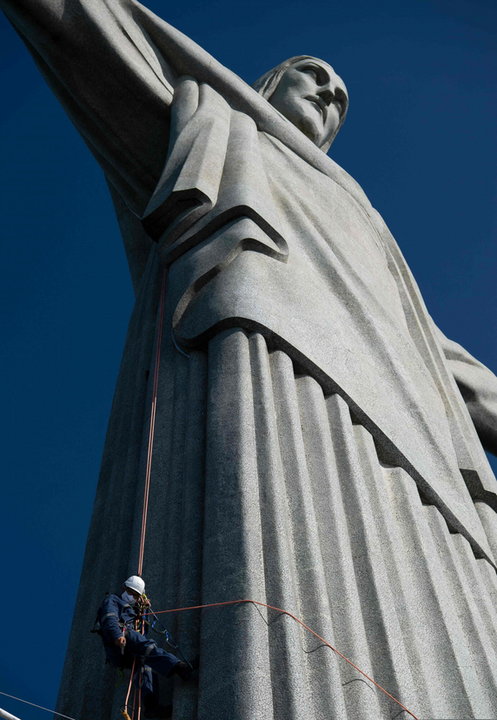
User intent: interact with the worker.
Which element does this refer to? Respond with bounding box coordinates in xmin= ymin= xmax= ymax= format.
xmin=95 ymin=575 xmax=192 ymax=718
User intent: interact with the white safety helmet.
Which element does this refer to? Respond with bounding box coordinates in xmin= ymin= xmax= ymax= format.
xmin=124 ymin=575 xmax=145 ymax=595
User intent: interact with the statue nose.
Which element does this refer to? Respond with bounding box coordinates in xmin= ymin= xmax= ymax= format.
xmin=318 ymin=88 xmax=333 ymax=106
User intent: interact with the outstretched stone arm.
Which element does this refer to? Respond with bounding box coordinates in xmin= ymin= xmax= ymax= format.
xmin=1 ymin=0 xmax=175 ymax=213
xmin=436 ymin=327 xmax=497 ymax=455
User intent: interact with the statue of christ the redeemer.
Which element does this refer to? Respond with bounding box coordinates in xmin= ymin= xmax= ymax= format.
xmin=3 ymin=1 xmax=497 ymax=718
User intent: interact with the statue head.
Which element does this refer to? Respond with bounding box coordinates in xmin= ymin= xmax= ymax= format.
xmin=253 ymin=56 xmax=348 ymax=152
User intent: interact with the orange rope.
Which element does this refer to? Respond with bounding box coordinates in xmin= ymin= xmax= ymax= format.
xmin=123 ymin=656 xmax=137 ymax=714
xmin=124 ymin=269 xmax=168 ymax=720
xmin=136 ymin=673 xmax=142 ymax=720
xmin=136 ymin=616 xmax=147 ymax=720
xmin=146 ymin=599 xmax=420 ymax=720
xmin=137 ymin=268 xmax=167 ymax=577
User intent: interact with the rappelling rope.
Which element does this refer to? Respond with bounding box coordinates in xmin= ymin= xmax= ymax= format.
xmin=146 ymin=599 xmax=420 ymax=720
xmin=122 ymin=656 xmax=136 ymax=720
xmin=123 ymin=269 xmax=168 ymax=720
xmin=137 ymin=267 xmax=167 ymax=577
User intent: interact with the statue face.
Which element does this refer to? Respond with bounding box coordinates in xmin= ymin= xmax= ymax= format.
xmin=268 ymin=59 xmax=348 ymax=148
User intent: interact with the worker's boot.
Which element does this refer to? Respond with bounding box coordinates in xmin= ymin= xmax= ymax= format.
xmin=173 ymin=661 xmax=193 ymax=681
xmin=143 ymin=701 xmax=172 ymax=719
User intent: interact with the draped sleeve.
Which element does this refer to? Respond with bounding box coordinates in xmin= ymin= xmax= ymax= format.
xmin=1 ymin=0 xmax=176 ymax=213
xmin=436 ymin=326 xmax=497 ymax=455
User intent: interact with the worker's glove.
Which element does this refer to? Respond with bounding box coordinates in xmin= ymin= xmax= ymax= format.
xmin=114 ymin=635 xmax=127 ymax=649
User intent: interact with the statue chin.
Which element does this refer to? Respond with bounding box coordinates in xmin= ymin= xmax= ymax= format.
xmin=269 ymin=97 xmax=323 ymax=147
xmin=295 ymin=115 xmax=321 ymax=145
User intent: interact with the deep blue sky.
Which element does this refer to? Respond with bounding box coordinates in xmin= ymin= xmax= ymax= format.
xmin=1 ymin=1 xmax=496 ymax=719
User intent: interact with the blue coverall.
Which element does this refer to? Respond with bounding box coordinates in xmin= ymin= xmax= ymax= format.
xmin=97 ymin=593 xmax=180 ymax=701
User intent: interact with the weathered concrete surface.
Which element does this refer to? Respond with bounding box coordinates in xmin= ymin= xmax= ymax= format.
xmin=2 ymin=1 xmax=497 ymax=718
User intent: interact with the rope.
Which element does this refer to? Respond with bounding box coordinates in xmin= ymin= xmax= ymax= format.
xmin=0 ymin=692 xmax=78 ymax=720
xmin=124 ymin=269 xmax=168 ymax=720
xmin=146 ymin=599 xmax=420 ymax=720
xmin=136 ymin=616 xmax=146 ymax=720
xmin=123 ymin=656 xmax=137 ymax=713
xmin=136 ymin=670 xmax=143 ymax=720
xmin=137 ymin=268 xmax=167 ymax=577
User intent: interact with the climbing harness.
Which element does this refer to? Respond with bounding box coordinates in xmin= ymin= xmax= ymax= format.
xmin=147 ymin=605 xmax=192 ymax=669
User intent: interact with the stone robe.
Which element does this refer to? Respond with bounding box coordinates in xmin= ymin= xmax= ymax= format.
xmin=3 ymin=1 xmax=497 ymax=718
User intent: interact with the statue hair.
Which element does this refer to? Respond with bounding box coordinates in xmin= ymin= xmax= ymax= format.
xmin=252 ymin=55 xmax=348 ymax=152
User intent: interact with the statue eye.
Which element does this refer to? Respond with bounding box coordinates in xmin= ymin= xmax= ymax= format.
xmin=301 ymin=65 xmax=319 ymax=80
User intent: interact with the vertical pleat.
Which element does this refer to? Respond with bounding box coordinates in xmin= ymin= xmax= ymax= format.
xmin=249 ymin=334 xmax=322 ymax=718
xmin=60 ymin=318 xmax=497 ymax=720
xmin=353 ymin=428 xmax=442 ymax=718
xmin=198 ymin=329 xmax=272 ymax=720
xmin=476 ymin=500 xmax=497 ymax=561
xmin=269 ymin=356 xmax=353 ymax=719
xmin=432 ymin=524 xmax=497 ymax=698
xmin=296 ymin=376 xmax=382 ymax=719
xmin=146 ymin=318 xmax=190 ymax=598
xmin=388 ymin=472 xmax=488 ymax=717
xmin=478 ymin=559 xmax=497 ymax=619
xmin=325 ymin=396 xmax=416 ymax=719
xmin=171 ymin=350 xmax=207 ymax=720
